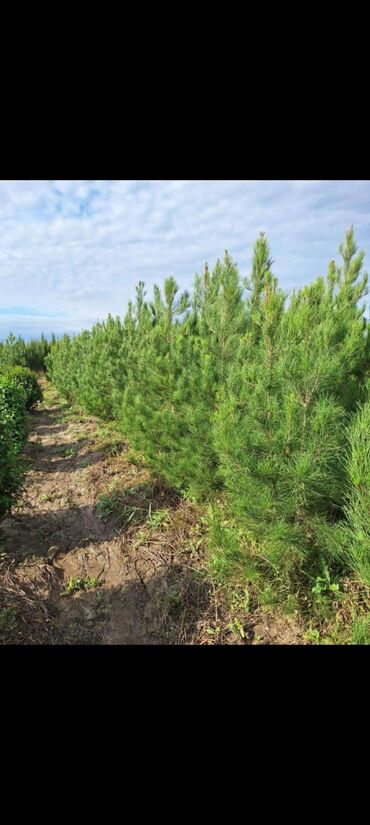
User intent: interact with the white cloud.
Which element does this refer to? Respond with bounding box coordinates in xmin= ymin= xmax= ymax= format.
xmin=0 ymin=180 xmax=369 ymax=339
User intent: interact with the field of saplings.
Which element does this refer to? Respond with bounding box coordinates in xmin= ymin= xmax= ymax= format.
xmin=1 ymin=229 xmax=369 ymax=644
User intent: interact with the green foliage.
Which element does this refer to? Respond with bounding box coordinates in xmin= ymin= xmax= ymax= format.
xmin=61 ymin=576 xmax=102 ymax=595
xmin=350 ymin=615 xmax=370 ymax=645
xmin=119 ymin=255 xmax=247 ymax=498
xmin=0 ymin=374 xmax=28 ymax=452
xmin=46 ymin=227 xmax=370 ymax=605
xmin=0 ymin=332 xmax=54 ymax=372
xmin=0 ymin=373 xmax=28 ymax=519
xmin=45 ymin=317 xmax=127 ymax=419
xmin=0 ymin=366 xmax=42 ymax=409
xmin=344 ymin=399 xmax=370 ymax=586
xmin=0 ymin=367 xmax=39 ymax=519
xmin=0 ymin=417 xmax=22 ymax=520
xmin=214 ymin=229 xmax=369 ymax=585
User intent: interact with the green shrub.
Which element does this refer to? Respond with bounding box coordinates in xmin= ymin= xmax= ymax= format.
xmin=0 ymin=366 xmax=42 ymax=409
xmin=0 ymin=375 xmax=28 ymax=519
xmin=0 ymin=417 xmax=23 ymax=519
xmin=0 ymin=375 xmax=28 ymax=453
xmin=0 ymin=372 xmax=30 ymax=519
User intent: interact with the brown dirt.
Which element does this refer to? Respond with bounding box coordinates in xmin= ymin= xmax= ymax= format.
xmin=0 ymin=379 xmax=306 ymax=645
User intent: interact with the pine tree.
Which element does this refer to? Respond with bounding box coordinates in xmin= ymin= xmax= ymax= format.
xmin=214 ymin=229 xmax=369 ymax=582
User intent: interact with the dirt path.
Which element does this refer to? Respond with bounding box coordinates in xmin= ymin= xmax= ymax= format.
xmin=0 ymin=379 xmax=305 ymax=645
xmin=0 ymin=379 xmax=218 ymax=644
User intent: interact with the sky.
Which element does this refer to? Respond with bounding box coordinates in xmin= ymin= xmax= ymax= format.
xmin=0 ymin=179 xmax=369 ymax=340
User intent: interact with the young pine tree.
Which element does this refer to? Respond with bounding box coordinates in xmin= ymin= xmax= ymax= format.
xmin=214 ymin=229 xmax=369 ymax=583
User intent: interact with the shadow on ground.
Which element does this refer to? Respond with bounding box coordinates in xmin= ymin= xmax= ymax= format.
xmin=0 ymin=558 xmax=214 ymax=645
xmin=0 ymin=481 xmax=180 ymax=559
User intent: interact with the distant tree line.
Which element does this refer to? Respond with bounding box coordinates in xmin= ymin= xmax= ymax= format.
xmin=0 ymin=333 xmax=55 ymax=372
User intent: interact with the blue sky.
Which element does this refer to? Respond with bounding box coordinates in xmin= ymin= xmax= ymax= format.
xmin=0 ymin=180 xmax=369 ymax=340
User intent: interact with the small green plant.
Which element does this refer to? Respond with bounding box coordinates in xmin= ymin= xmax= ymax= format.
xmin=230 ymin=587 xmax=250 ymax=614
xmin=96 ymin=493 xmax=118 ymax=521
xmin=310 ymin=567 xmax=342 ymax=619
xmin=168 ymin=587 xmax=182 ymax=607
xmin=228 ymin=618 xmax=246 ymax=640
xmin=63 ymin=447 xmax=75 ymax=458
xmin=258 ymin=584 xmax=279 ymax=608
xmin=62 ymin=576 xmax=102 ymax=595
xmin=147 ymin=506 xmax=169 ymax=528
xmin=206 ymin=625 xmax=221 ymax=637
xmin=303 ymin=627 xmax=321 ymax=643
xmin=40 ymin=493 xmax=54 ymax=502
xmin=285 ymin=594 xmax=299 ymax=615
xmin=312 ymin=576 xmax=340 ymax=599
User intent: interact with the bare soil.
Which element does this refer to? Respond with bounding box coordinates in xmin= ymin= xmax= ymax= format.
xmin=0 ymin=379 xmax=306 ymax=645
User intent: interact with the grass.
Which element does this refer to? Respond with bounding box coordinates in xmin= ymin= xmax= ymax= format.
xmin=147 ymin=505 xmax=170 ymax=528
xmin=95 ymin=489 xmax=168 ymax=530
xmin=350 ymin=615 xmax=370 ymax=645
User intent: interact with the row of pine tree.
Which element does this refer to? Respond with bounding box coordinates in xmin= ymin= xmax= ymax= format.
xmin=0 ymin=333 xmax=54 ymax=372
xmin=46 ymin=228 xmax=370 ymax=592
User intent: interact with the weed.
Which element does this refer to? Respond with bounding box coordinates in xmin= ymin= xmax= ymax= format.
xmin=310 ymin=567 xmax=342 ymax=620
xmin=206 ymin=625 xmax=221 ymax=637
xmin=228 ymin=618 xmax=246 ymax=640
xmin=96 ymin=493 xmax=118 ymax=521
xmin=147 ymin=505 xmax=169 ymax=528
xmin=227 ymin=586 xmax=251 ymax=616
xmin=63 ymin=447 xmax=75 ymax=458
xmin=188 ymin=536 xmax=205 ymax=557
xmin=284 ymin=594 xmax=299 ymax=615
xmin=40 ymin=493 xmax=54 ymax=503
xmin=258 ymin=584 xmax=279 ymax=608
xmin=168 ymin=587 xmax=183 ymax=607
xmin=96 ymin=492 xmax=147 ymax=528
xmin=118 ymin=503 xmax=143 ymax=527
xmin=61 ymin=576 xmax=102 ymax=595
xmin=303 ymin=627 xmax=321 ymax=644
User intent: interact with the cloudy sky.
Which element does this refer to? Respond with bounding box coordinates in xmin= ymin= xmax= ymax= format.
xmin=0 ymin=180 xmax=369 ymax=340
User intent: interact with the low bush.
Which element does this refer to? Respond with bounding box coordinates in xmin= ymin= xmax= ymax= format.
xmin=0 ymin=369 xmax=38 ymax=519
xmin=0 ymin=366 xmax=42 ymax=410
